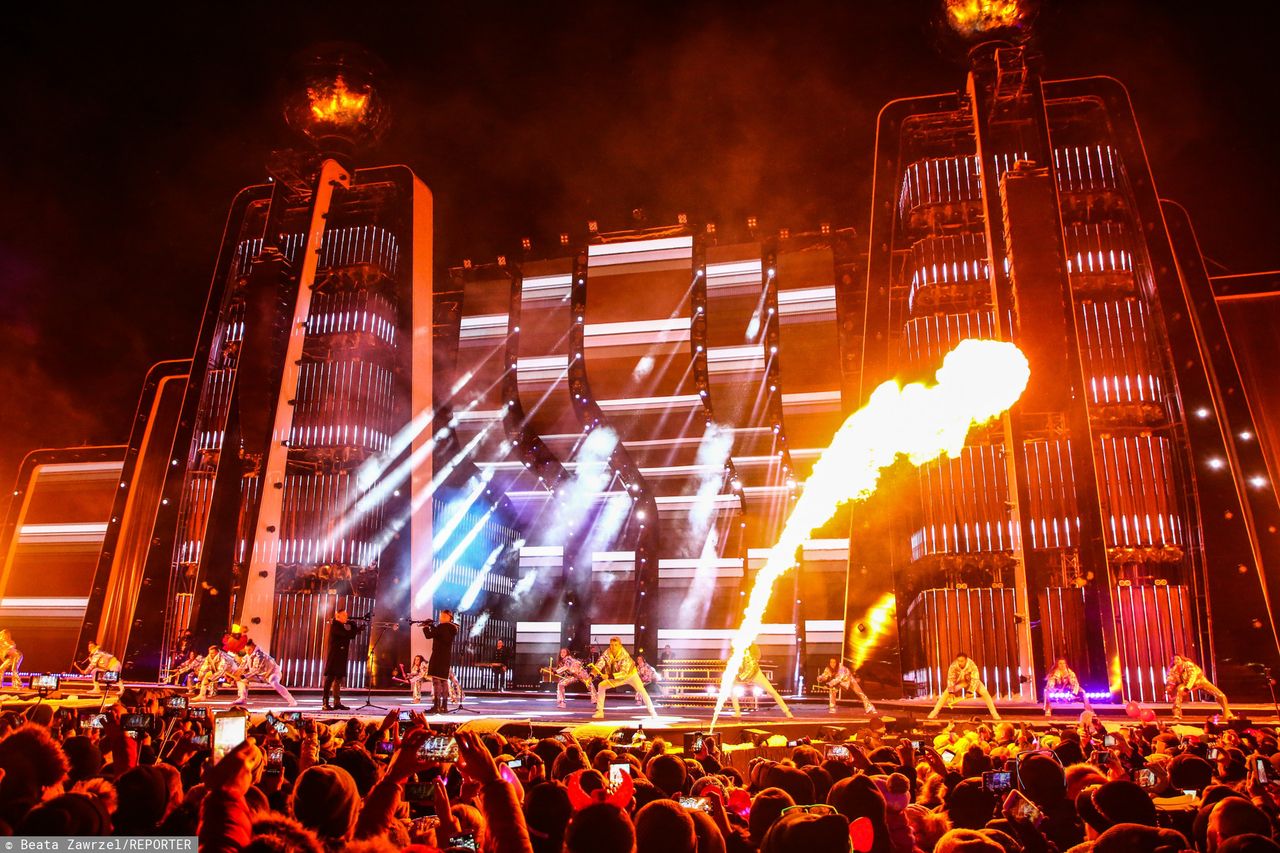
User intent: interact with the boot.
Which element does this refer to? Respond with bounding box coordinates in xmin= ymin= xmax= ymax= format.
xmin=332 ymin=683 xmax=349 ymax=711
xmin=321 ymin=678 xmax=333 ymax=710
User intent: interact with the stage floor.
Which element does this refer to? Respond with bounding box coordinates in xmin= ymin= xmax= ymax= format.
xmin=5 ymin=685 xmax=1273 ymax=744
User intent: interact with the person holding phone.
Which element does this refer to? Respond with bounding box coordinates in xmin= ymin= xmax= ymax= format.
xmin=551 ymin=648 xmax=597 ymax=709
xmin=0 ymin=628 xmax=24 ymax=689
xmin=728 ymin=643 xmax=794 ymax=719
xmin=76 ymin=641 xmax=123 ymax=692
xmin=816 ymin=657 xmax=877 ymax=715
xmin=230 ymin=639 xmax=297 ymax=707
xmin=1043 ymin=657 xmax=1092 ymax=716
xmin=927 ymin=652 xmax=1001 ymax=720
xmin=323 ymin=608 xmax=361 ymax=711
xmin=592 ymin=636 xmax=657 ymax=719
xmin=1165 ymin=654 xmax=1233 ymax=720
xmin=421 ymin=610 xmax=459 ymax=713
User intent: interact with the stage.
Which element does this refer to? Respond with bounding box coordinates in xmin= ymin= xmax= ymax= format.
xmin=4 ymin=684 xmax=1276 ymax=746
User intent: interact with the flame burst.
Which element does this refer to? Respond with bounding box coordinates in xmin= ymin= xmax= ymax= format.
xmin=308 ymin=75 xmax=370 ymax=125
xmin=943 ymin=0 xmax=1029 ymax=36
xmin=711 ymin=339 xmax=1030 ymax=728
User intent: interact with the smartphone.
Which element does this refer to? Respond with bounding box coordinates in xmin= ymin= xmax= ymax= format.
xmin=412 ymin=815 xmax=440 ymax=834
xmin=786 ymin=740 xmax=799 ymax=748
xmin=910 ymin=739 xmax=923 ymax=750
xmin=375 ymin=739 xmax=396 ymax=755
xmin=188 ymin=707 xmax=208 ymax=720
xmin=983 ymin=770 xmax=1013 ymax=793
xmin=941 ymin=749 xmax=956 ymax=764
xmin=417 ymin=735 xmax=459 ymax=761
xmin=1003 ymin=789 xmax=1042 ymax=823
xmin=826 ymin=745 xmax=851 ymax=760
xmin=265 ymin=746 xmax=284 ymax=776
xmin=123 ymin=713 xmax=152 ymax=732
xmin=283 ymin=711 xmax=303 ymax=723
xmin=1103 ymin=734 xmax=1116 ymax=747
xmin=555 ymin=733 xmax=571 ymax=744
xmin=678 ymin=796 xmax=712 ymax=813
xmin=1254 ymin=757 xmax=1270 ymax=784
xmin=273 ymin=720 xmax=290 ymax=735
xmin=1089 ymin=750 xmax=1110 ymax=767
xmin=99 ymin=670 xmax=120 ymax=684
xmin=34 ymin=674 xmax=60 ymax=691
xmin=79 ymin=712 xmax=107 ymax=729
xmin=212 ymin=712 xmax=248 ymax=763
xmin=167 ymin=695 xmax=189 ymax=710
xmin=191 ymin=734 xmax=210 ymax=747
xmin=507 ymin=758 xmax=524 ymax=770
xmin=125 ymin=730 xmax=138 ymax=740
xmin=609 ymin=762 xmax=631 ymax=786
xmin=1183 ymin=789 xmax=1198 ymax=798
xmin=446 ymin=833 xmax=478 ymax=852
xmin=1132 ymin=767 xmax=1158 ymax=790
xmin=1207 ymin=747 xmax=1221 ymax=760
xmin=398 ymin=709 xmax=414 ymax=723
xmin=404 ymin=782 xmax=436 ymax=804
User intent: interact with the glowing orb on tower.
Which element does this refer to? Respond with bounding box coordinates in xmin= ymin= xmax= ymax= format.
xmin=711 ymin=338 xmax=1031 ymax=727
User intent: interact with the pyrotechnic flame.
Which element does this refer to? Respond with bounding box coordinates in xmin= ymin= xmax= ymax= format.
xmin=943 ymin=0 xmax=1029 ymax=36
xmin=849 ymin=592 xmax=897 ymax=671
xmin=710 ymin=339 xmax=1029 ymax=728
xmin=308 ymin=74 xmax=370 ymax=125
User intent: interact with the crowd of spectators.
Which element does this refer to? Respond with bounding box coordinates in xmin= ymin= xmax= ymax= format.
xmin=3 ymin=688 xmax=1280 ymax=853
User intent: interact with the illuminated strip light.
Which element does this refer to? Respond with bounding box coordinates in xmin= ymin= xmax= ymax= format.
xmin=459 ymin=313 xmax=510 ymax=341
xmin=707 ymin=345 xmax=766 ymax=376
xmin=801 ymin=539 xmax=851 ymax=560
xmin=31 ymin=461 xmax=124 ymax=480
xmin=587 ymin=235 xmax=694 ymax=268
xmin=583 ymin=318 xmax=690 ymax=349
xmin=776 ymin=286 xmax=837 ymax=320
xmin=637 ymin=463 xmax=725 ymax=479
xmin=1047 ymin=690 xmax=1113 ymax=702
xmin=658 ymin=557 xmax=743 ymax=579
xmin=597 ymin=394 xmax=702 ymax=413
xmin=655 ymin=494 xmax=741 ymax=512
xmin=592 ymin=551 xmax=636 ymax=573
xmin=516 ymin=354 xmax=570 ymax=384
xmin=520 ymin=545 xmax=564 ymax=561
xmin=452 ymin=408 xmax=506 ymax=424
xmin=18 ymin=522 xmax=109 ymax=543
xmin=781 ymin=390 xmax=842 ymax=415
xmin=0 ymin=597 xmax=91 ymax=609
xmin=521 ymin=273 xmax=573 ymax=302
xmin=706 ymin=259 xmax=764 ymax=292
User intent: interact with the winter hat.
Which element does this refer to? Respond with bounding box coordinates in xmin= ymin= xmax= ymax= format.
xmin=290 ymin=765 xmax=359 ymax=841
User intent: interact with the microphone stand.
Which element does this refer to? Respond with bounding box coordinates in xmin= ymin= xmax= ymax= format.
xmin=353 ymin=620 xmax=393 ymax=714
xmin=1262 ymin=665 xmax=1280 ymax=721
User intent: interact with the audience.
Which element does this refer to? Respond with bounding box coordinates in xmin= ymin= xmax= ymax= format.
xmin=3 ymin=688 xmax=1280 ymax=853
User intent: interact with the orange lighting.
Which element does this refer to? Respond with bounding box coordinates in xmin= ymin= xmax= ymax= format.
xmin=943 ymin=0 xmax=1030 ymax=37
xmin=307 ymin=75 xmax=370 ymax=126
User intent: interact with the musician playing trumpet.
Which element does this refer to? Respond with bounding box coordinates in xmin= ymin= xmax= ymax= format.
xmin=593 ymin=636 xmax=656 ymax=719
xmin=548 ymin=648 xmax=597 ymax=709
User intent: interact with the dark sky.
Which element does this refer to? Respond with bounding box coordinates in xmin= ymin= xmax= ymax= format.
xmin=2 ymin=1 xmax=1276 ymax=491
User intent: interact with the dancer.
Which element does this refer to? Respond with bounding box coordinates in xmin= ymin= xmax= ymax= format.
xmin=420 ymin=610 xmax=459 ymax=713
xmin=166 ymin=650 xmax=202 ymax=687
xmin=549 ymin=648 xmax=596 ymax=709
xmin=927 ymin=652 xmax=1001 ymax=720
xmin=729 ymin=643 xmax=794 ymax=719
xmin=817 ymin=657 xmax=877 ymax=715
xmin=1043 ymin=657 xmax=1091 ymax=716
xmin=0 ymin=629 xmax=23 ymax=689
xmin=1166 ymin=653 xmax=1233 ymax=720
xmin=324 ymin=608 xmax=361 ymax=711
xmin=400 ymin=654 xmax=430 ymax=703
xmin=193 ymin=645 xmax=235 ymax=700
xmin=634 ymin=654 xmax=662 ymax=704
xmin=593 ymin=637 xmax=657 ymax=719
xmin=231 ymin=639 xmax=297 ymax=707
xmin=76 ymin=641 xmax=123 ymax=691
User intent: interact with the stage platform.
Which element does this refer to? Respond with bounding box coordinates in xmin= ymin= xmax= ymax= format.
xmin=3 ymin=685 xmax=1276 ymax=745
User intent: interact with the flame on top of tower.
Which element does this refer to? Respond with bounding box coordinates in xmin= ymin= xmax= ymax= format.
xmin=943 ymin=0 xmax=1035 ymax=40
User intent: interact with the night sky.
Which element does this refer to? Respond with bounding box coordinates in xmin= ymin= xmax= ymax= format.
xmin=2 ymin=2 xmax=1276 ymax=491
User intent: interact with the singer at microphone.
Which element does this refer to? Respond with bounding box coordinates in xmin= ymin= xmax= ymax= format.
xmin=323 ymin=608 xmax=360 ymax=711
